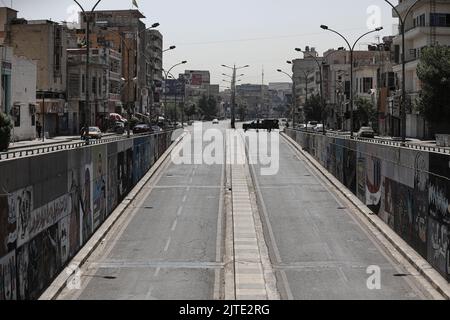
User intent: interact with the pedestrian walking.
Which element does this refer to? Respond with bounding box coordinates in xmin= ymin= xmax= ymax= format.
xmin=36 ymin=121 xmax=42 ymax=139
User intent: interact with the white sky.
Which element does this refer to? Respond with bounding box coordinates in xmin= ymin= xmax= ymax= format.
xmin=11 ymin=0 xmax=397 ymax=88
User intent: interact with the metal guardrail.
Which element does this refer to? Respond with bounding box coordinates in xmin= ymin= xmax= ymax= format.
xmin=290 ymin=129 xmax=450 ymax=155
xmin=0 ymin=130 xmax=175 ymax=161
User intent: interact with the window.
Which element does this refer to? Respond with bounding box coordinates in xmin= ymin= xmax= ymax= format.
xmin=92 ymin=76 xmax=97 ymax=94
xmin=363 ymin=77 xmax=373 ymax=93
xmin=12 ymin=105 xmax=20 ymax=127
xmin=430 ymin=13 xmax=450 ymax=27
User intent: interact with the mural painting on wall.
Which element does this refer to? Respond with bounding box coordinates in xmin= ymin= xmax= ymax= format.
xmin=7 ymin=187 xmax=33 ymax=249
xmin=24 ymin=224 xmax=60 ymax=300
xmin=335 ymin=140 xmax=344 ymax=183
xmin=428 ymin=153 xmax=450 ymax=279
xmin=68 ymin=169 xmax=80 ymax=257
xmin=92 ymin=147 xmax=107 ymax=230
xmin=412 ymin=152 xmax=429 ymax=258
xmin=80 ymin=164 xmax=93 ymax=244
xmin=0 ymin=195 xmax=16 ymax=257
xmin=356 ymin=154 xmax=366 ymax=204
xmin=0 ymin=251 xmax=16 ymax=300
xmin=107 ymin=154 xmax=118 ymax=214
xmin=343 ymin=141 xmax=357 ymax=194
xmin=365 ymin=156 xmax=382 ymax=214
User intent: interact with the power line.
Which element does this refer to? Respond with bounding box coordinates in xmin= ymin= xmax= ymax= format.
xmin=175 ymin=27 xmax=372 ymax=47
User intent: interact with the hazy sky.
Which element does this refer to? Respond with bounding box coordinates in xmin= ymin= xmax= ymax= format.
xmin=11 ymin=0 xmax=397 ymax=88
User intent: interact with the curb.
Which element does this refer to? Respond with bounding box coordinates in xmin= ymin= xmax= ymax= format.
xmin=281 ymin=132 xmax=450 ymax=300
xmin=39 ymin=132 xmax=186 ymax=300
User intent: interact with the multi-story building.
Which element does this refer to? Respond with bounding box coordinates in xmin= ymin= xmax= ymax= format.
xmin=11 ymin=55 xmax=37 ymax=141
xmin=236 ymin=84 xmax=269 ymax=119
xmin=392 ymin=0 xmax=450 ymax=138
xmin=67 ymin=47 xmax=122 ymax=131
xmin=0 ymin=46 xmax=12 ymax=117
xmin=268 ymin=82 xmax=292 ymax=118
xmin=146 ymin=29 xmax=163 ymax=117
xmin=80 ymin=10 xmax=148 ymax=118
xmin=0 ymin=12 xmax=70 ymax=137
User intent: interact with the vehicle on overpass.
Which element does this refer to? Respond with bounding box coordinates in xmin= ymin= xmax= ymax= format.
xmin=243 ymin=119 xmax=280 ymax=132
xmin=81 ymin=127 xmax=103 ymax=140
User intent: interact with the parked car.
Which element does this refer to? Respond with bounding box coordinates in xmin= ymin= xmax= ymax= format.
xmin=306 ymin=121 xmax=318 ymax=131
xmin=81 ymin=127 xmax=102 ymax=140
xmin=314 ymin=124 xmax=324 ymax=132
xmin=151 ymin=125 xmax=163 ymax=133
xmin=297 ymin=124 xmax=306 ymax=130
xmin=132 ymin=124 xmax=151 ymax=134
xmin=356 ymin=126 xmax=376 ymax=138
xmin=114 ymin=121 xmax=125 ymax=134
xmin=243 ymin=119 xmax=280 ymax=132
xmin=212 ymin=119 xmax=219 ymax=124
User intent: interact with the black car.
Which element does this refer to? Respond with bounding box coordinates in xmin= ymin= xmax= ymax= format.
xmin=132 ymin=124 xmax=151 ymax=134
xmin=243 ymin=119 xmax=280 ymax=132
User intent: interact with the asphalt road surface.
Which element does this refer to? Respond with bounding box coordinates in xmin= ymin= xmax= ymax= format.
xmin=56 ymin=123 xmax=441 ymax=300
xmin=58 ymin=122 xmax=227 ymax=300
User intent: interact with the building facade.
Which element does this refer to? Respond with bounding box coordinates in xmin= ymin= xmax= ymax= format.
xmin=392 ymin=0 xmax=450 ymax=138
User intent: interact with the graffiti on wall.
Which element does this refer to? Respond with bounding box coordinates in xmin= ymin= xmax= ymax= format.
xmin=0 ymin=131 xmax=173 ymax=300
xmin=0 ymin=251 xmax=16 ymax=300
xmin=287 ymin=129 xmax=450 ymax=281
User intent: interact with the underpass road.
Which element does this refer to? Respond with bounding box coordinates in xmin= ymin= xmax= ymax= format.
xmin=248 ymin=132 xmax=440 ymax=300
xmin=57 ymin=123 xmax=226 ymax=300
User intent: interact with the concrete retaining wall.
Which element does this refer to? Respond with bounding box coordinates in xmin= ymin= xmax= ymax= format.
xmin=0 ymin=132 xmax=174 ymax=300
xmin=285 ymin=129 xmax=450 ymax=282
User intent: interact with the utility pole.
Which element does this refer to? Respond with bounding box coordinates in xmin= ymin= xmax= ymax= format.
xmin=74 ymin=0 xmax=102 ymax=135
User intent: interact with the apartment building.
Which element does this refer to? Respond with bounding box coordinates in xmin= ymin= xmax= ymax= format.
xmin=67 ymin=47 xmax=122 ymax=132
xmin=392 ymin=0 xmax=450 ymax=138
xmin=80 ymin=10 xmax=147 ymax=117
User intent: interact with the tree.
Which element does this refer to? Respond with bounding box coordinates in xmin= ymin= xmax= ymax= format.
xmin=417 ymin=45 xmax=450 ymax=133
xmin=185 ymin=104 xmax=197 ymax=120
xmin=198 ymin=94 xmax=218 ymax=120
xmin=238 ymin=104 xmax=246 ymax=121
xmin=354 ymin=97 xmax=377 ymax=130
xmin=0 ymin=112 xmax=12 ymax=151
xmin=303 ymin=94 xmax=322 ymax=122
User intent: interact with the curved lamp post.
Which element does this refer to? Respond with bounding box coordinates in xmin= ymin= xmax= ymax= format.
xmin=163 ymin=61 xmax=187 ymax=119
xmin=294 ymin=47 xmax=344 ymax=134
xmin=320 ymin=25 xmax=383 ymax=136
xmin=286 ymin=60 xmax=314 ymax=125
xmin=277 ymin=69 xmax=296 ymax=127
xmin=73 ymin=0 xmax=102 ymax=135
xmin=221 ymin=64 xmax=249 ymax=129
xmin=383 ymin=0 xmax=421 ymax=143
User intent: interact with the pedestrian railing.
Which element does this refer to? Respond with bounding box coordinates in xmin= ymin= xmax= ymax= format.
xmin=0 ymin=131 xmax=174 ymax=161
xmin=290 ymin=128 xmax=450 ymax=155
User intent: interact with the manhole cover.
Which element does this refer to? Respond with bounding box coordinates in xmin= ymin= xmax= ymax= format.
xmin=393 ymin=273 xmax=409 ymax=277
xmin=103 ymin=276 xmax=117 ymax=280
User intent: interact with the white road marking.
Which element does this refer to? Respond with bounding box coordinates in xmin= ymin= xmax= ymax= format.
xmin=176 ymin=206 xmax=183 ymax=217
xmin=164 ymin=237 xmax=172 ymax=252
xmin=171 ymin=219 xmax=178 ymax=232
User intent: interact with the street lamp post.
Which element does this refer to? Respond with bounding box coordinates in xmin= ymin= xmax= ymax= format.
xmin=286 ymin=60 xmax=314 ymax=126
xmin=222 ymin=64 xmax=249 ymax=129
xmin=320 ymin=25 xmax=383 ymax=137
xmin=73 ymin=0 xmax=102 ymax=135
xmin=383 ymin=0 xmax=421 ymax=144
xmin=295 ymin=47 xmax=345 ymax=134
xmin=276 ymin=69 xmax=296 ymax=128
xmin=163 ymin=61 xmax=188 ymax=120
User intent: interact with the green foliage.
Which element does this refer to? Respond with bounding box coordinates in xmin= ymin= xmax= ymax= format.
xmin=185 ymin=104 xmax=197 ymax=120
xmin=355 ymin=97 xmax=377 ymax=129
xmin=303 ymin=94 xmax=322 ymax=122
xmin=198 ymin=94 xmax=218 ymax=120
xmin=417 ymin=45 xmax=450 ymax=129
xmin=238 ymin=104 xmax=246 ymax=121
xmin=0 ymin=112 xmax=12 ymax=151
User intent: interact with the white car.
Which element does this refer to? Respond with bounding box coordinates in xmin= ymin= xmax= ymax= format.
xmin=212 ymin=119 xmax=219 ymax=124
